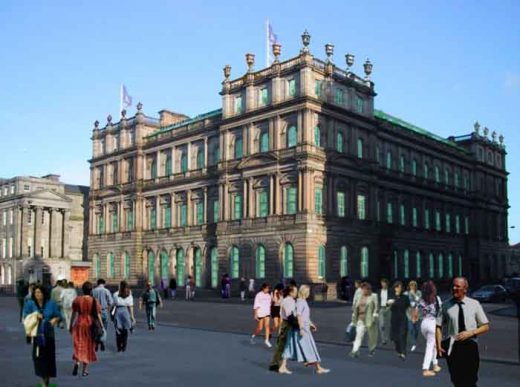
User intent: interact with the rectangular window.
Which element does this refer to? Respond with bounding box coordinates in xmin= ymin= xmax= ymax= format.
xmin=400 ymin=204 xmax=406 ymax=226
xmin=196 ymin=202 xmax=204 ymax=225
xmin=455 ymin=172 xmax=460 ymax=188
xmin=423 ymin=163 xmax=429 ymax=179
xmin=233 ymin=194 xmax=242 ymax=220
xmin=412 ymin=159 xmax=417 ymax=176
xmin=455 ymin=215 xmax=461 ymax=234
xmin=435 ymin=166 xmax=440 ymax=183
xmin=314 ymin=80 xmax=322 ymax=97
xmin=412 ymin=207 xmax=418 ymax=227
xmin=150 ymin=207 xmax=157 ymax=230
xmin=337 ymin=192 xmax=345 ymax=217
xmin=356 ymin=96 xmax=364 ymax=113
xmin=127 ymin=158 xmax=134 ymax=182
xmin=180 ymin=204 xmax=187 ymax=227
xmin=164 ymin=206 xmax=171 ymax=228
xmin=259 ymin=87 xmax=269 ymax=106
xmin=258 ymin=191 xmax=268 ymax=217
xmin=444 ymin=168 xmax=449 ymax=185
xmin=286 ymin=186 xmax=297 ymax=215
xmin=357 ymin=138 xmax=364 ymax=159
xmin=463 ymin=176 xmax=469 ymax=191
xmin=435 ymin=210 xmax=441 ymax=231
xmin=112 ymin=211 xmax=118 ymax=232
xmin=235 ymin=136 xmax=243 ymax=160
xmin=357 ymin=195 xmax=366 ymax=220
xmin=197 ymin=150 xmax=205 ymax=169
xmin=464 ymin=216 xmax=469 ymax=234
xmin=181 ymin=152 xmax=188 ymax=173
xmin=98 ymin=215 xmax=104 ymax=234
xmin=386 ymin=152 xmax=392 ymax=169
xmin=335 ymin=88 xmax=344 ymax=105
xmin=314 ymin=187 xmax=323 ymax=215
xmin=424 ymin=209 xmax=430 ymax=229
xmin=127 ymin=209 xmax=133 ymax=231
xmin=234 ymin=95 xmax=242 ymax=114
xmin=213 ymin=200 xmax=220 ymax=223
xmin=23 ymin=184 xmax=30 ymax=191
xmin=165 ymin=154 xmax=172 ymax=176
xmin=288 ymin=79 xmax=296 ymax=97
xmin=387 ymin=202 xmax=393 ymax=224
xmin=399 ymin=155 xmax=405 ymax=173
xmin=445 ymin=213 xmax=451 ymax=233
xmin=336 ymin=132 xmax=344 ymax=152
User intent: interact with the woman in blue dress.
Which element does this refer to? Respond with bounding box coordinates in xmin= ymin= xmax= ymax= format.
xmin=281 ymin=285 xmax=330 ymax=374
xmin=23 ymin=283 xmax=62 ymax=387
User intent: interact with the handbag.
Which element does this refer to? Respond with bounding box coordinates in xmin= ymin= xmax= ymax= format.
xmin=90 ymin=297 xmax=104 ymax=344
xmin=287 ymin=314 xmax=300 ymax=330
xmin=345 ymin=322 xmax=357 ymax=342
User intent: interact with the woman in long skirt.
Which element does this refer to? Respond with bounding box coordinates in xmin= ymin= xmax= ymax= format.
xmin=23 ymin=284 xmax=62 ymax=387
xmin=280 ymin=285 xmax=330 ymax=374
xmin=390 ymin=281 xmax=411 ymax=360
xmin=113 ymin=281 xmax=135 ymax=352
xmin=70 ymin=281 xmax=104 ymax=377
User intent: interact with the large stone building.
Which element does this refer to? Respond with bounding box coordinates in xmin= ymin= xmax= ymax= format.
xmin=88 ymin=31 xmax=509 ymax=294
xmin=0 ymin=174 xmax=89 ymax=289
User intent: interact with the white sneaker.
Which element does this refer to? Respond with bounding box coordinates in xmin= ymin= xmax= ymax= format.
xmin=265 ymin=340 xmax=272 ymax=348
xmin=411 ymin=345 xmax=416 ymax=352
xmin=250 ymin=335 xmax=255 ymax=344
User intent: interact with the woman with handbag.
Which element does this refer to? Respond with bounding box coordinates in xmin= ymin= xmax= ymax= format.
xmin=113 ymin=280 xmax=136 ymax=352
xmin=22 ymin=283 xmax=62 ymax=387
xmin=70 ymin=281 xmax=104 ymax=377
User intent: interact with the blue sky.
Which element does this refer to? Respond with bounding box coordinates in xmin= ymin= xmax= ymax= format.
xmin=0 ymin=0 xmax=518 ymax=242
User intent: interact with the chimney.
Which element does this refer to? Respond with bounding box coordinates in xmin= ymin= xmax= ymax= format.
xmin=159 ymin=110 xmax=190 ymax=126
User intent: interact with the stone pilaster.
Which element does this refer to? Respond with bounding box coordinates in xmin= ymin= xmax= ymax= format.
xmin=62 ymin=209 xmax=70 ymax=258
xmin=34 ymin=206 xmax=42 ymax=258
xmin=14 ymin=206 xmax=22 ymax=257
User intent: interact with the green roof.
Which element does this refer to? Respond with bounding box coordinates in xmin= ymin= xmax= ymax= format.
xmin=147 ymin=108 xmax=222 ymax=139
xmin=374 ymin=109 xmax=463 ymax=150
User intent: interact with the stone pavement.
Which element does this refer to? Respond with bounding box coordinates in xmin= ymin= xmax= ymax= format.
xmin=0 ymin=297 xmax=519 ymax=387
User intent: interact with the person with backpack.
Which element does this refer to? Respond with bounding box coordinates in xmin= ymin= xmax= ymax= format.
xmin=418 ymin=280 xmax=442 ymax=377
xmin=140 ymin=281 xmax=162 ymax=330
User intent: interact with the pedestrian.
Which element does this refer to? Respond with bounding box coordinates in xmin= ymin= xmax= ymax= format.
xmin=160 ymin=278 xmax=168 ymax=299
xmin=22 ymin=283 xmax=62 ymax=387
xmin=352 ymin=280 xmax=363 ymax=306
xmin=269 ymin=284 xmax=297 ymax=372
xmin=185 ymin=275 xmax=195 ymax=300
xmin=349 ymin=282 xmax=379 ymax=358
xmin=60 ymin=281 xmax=77 ymax=330
xmin=271 ymin=284 xmax=284 ymax=334
xmin=239 ymin=277 xmax=247 ymax=301
xmin=140 ymin=281 xmax=162 ymax=330
xmin=377 ymin=278 xmax=393 ymax=345
xmin=436 ymin=277 xmax=490 ymax=387
xmin=280 ymin=285 xmax=330 ymax=374
xmin=390 ymin=281 xmax=410 ymax=360
xmin=418 ymin=280 xmax=442 ymax=377
xmin=92 ymin=278 xmax=113 ymax=351
xmin=113 ymin=280 xmax=136 ymax=352
xmin=248 ymin=277 xmax=255 ymax=298
xmin=405 ymin=280 xmax=422 ymax=352
xmin=16 ymin=279 xmax=28 ymax=323
xmin=251 ymin=283 xmax=272 ymax=348
xmin=221 ymin=274 xmax=231 ymax=299
xmin=70 ymin=281 xmax=104 ymax=377
xmin=50 ymin=279 xmax=65 ymax=328
xmin=169 ymin=277 xmax=177 ymax=299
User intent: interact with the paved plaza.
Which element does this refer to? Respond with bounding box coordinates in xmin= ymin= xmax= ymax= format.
xmin=0 ymin=297 xmax=518 ymax=387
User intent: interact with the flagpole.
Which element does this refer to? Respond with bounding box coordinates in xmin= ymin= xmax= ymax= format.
xmin=266 ymin=19 xmax=269 ymax=68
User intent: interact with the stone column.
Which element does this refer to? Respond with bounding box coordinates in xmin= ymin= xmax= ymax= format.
xmin=48 ymin=208 xmax=54 ymax=258
xmin=34 ymin=206 xmax=42 ymax=258
xmin=203 ymin=188 xmax=208 ymax=224
xmin=223 ymin=183 xmax=230 ymax=221
xmin=187 ymin=190 xmax=192 ymax=226
xmin=204 ymin=138 xmax=208 ymax=169
xmin=61 ymin=210 xmax=70 ymax=258
xmin=20 ymin=206 xmax=29 ymax=258
xmin=14 ymin=206 xmax=22 ymax=257
xmin=275 ymin=174 xmax=281 ymax=215
xmin=242 ymin=180 xmax=248 ymax=218
xmin=303 ymin=109 xmax=312 ymax=144
xmin=248 ymin=177 xmax=254 ymax=218
xmin=298 ymin=169 xmax=303 ymax=211
xmin=187 ymin=143 xmax=192 ymax=171
xmin=269 ymin=175 xmax=274 ymax=216
xmin=219 ymin=184 xmax=225 ymax=221
xmin=170 ymin=194 xmax=176 ymax=227
xmin=156 ymin=197 xmax=161 ymax=229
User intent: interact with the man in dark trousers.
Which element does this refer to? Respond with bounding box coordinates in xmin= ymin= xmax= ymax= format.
xmin=436 ymin=277 xmax=490 ymax=387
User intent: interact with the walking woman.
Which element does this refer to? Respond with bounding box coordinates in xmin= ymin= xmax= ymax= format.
xmin=405 ymin=280 xmax=422 ymax=352
xmin=350 ymin=282 xmax=379 ymax=358
xmin=269 ymin=284 xmax=297 ymax=372
xmin=390 ymin=281 xmax=411 ymax=360
xmin=23 ymin=284 xmax=62 ymax=387
xmin=280 ymin=285 xmax=330 ymax=374
xmin=61 ymin=281 xmax=77 ymax=330
xmin=113 ymin=280 xmax=136 ymax=352
xmin=70 ymin=281 xmax=104 ymax=377
xmin=271 ymin=284 xmax=283 ymax=335
xmin=418 ymin=280 xmax=442 ymax=377
xmin=251 ymin=283 xmax=272 ymax=348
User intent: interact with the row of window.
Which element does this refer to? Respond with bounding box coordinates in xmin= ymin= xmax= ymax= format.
xmin=0 ymin=238 xmax=13 ymax=259
xmin=392 ymin=250 xmax=463 ymax=280
xmin=0 ymin=185 xmax=16 ymax=197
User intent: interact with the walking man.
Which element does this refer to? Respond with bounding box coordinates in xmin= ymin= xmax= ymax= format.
xmin=92 ymin=278 xmax=113 ymax=350
xmin=378 ymin=278 xmax=393 ymax=345
xmin=436 ymin=277 xmax=490 ymax=387
xmin=140 ymin=281 xmax=162 ymax=330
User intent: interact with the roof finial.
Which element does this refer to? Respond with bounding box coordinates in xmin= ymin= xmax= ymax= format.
xmin=301 ymin=29 xmax=311 ymax=53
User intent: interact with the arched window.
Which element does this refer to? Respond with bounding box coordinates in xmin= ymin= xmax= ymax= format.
xmin=360 ymin=247 xmax=369 ymax=278
xmin=287 ymin=126 xmax=297 ymax=148
xmin=230 ymin=246 xmax=239 ymax=279
xmin=256 ymin=245 xmax=266 ymax=278
xmin=165 ymin=153 xmax=172 ymax=175
xmin=176 ymin=249 xmax=185 ymax=286
xmin=318 ymin=245 xmax=326 ymax=279
xmin=194 ymin=247 xmax=202 ymax=287
xmin=336 ymin=132 xmax=344 ymax=152
xmin=260 ymin=132 xmax=269 ymax=153
xmin=210 ymin=247 xmax=218 ymax=289
xmin=160 ymin=250 xmax=169 ymax=282
xmin=448 ymin=253 xmax=454 ymax=278
xmin=314 ymin=126 xmax=321 ymax=147
xmin=108 ymin=252 xmax=115 ymax=279
xmin=416 ymin=251 xmax=421 ymax=278
xmin=429 ymin=253 xmax=435 ymax=278
xmin=123 ymin=252 xmax=130 ymax=279
xmin=438 ymin=253 xmax=444 ymax=279
xmin=150 ymin=207 xmax=157 ymax=230
xmin=357 ymin=138 xmax=364 ymax=159
xmin=147 ymin=250 xmax=155 ymax=285
xmin=458 ymin=254 xmax=463 ymax=277
xmin=340 ymin=246 xmax=348 ymax=277
xmin=283 ymin=243 xmax=294 ymax=278
xmin=403 ymin=249 xmax=410 ymax=279
xmin=393 ymin=250 xmax=399 ymax=279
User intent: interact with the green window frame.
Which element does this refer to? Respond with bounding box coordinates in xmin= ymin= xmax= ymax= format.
xmin=150 ymin=207 xmax=157 ymax=230
xmin=197 ymin=150 xmax=204 ymax=169
xmin=416 ymin=251 xmax=422 ymax=278
xmin=357 ymin=138 xmax=364 ymax=159
xmin=400 ymin=204 xmax=406 ymax=226
xmin=336 ymin=132 xmax=344 ymax=152
xmin=444 ymin=168 xmax=449 ymax=185
xmin=403 ymin=250 xmax=410 ymax=278
xmin=181 ymin=152 xmax=188 ymax=173
xmin=423 ymin=163 xmax=429 ymax=179
xmin=448 ymin=253 xmax=454 ymax=278
xmin=314 ymin=187 xmax=323 ymax=215
xmin=180 ymin=203 xmax=187 ymax=227
xmin=314 ymin=80 xmax=322 ymax=97
xmin=210 ymin=248 xmax=218 ymax=288
xmin=123 ymin=252 xmax=130 ymax=279
xmin=176 ymin=249 xmax=185 ymax=286
xmin=360 ymin=247 xmax=369 ymax=278
xmin=147 ymin=251 xmax=155 ymax=285
xmin=213 ymin=199 xmax=220 ymax=223
xmin=260 ymin=132 xmax=269 ymax=153
xmin=286 ymin=186 xmax=297 ymax=215
xmin=429 ymin=253 xmax=435 ymax=278
xmin=164 ymin=205 xmax=171 ymax=228
xmin=259 ymin=87 xmax=269 ymax=106
xmin=287 ymin=126 xmax=297 ymax=148
xmin=435 ymin=166 xmax=440 ymax=183
xmin=112 ymin=211 xmax=118 ymax=233
xmin=196 ymin=202 xmax=204 ymax=225
xmin=151 ymin=158 xmax=157 ymax=179
xmin=233 ymin=194 xmax=242 ymax=220
xmin=445 ymin=213 xmax=451 ymax=233
xmin=455 ymin=215 xmax=461 ymax=234
xmin=165 ymin=154 xmax=172 ymax=176
xmin=258 ymin=191 xmax=268 ymax=218
xmin=458 ymin=255 xmax=463 ymax=277
xmin=435 ymin=211 xmax=441 ymax=232
xmin=357 ymin=195 xmax=366 ymax=220
xmin=108 ymin=252 xmax=115 ymax=279
xmin=98 ymin=215 xmax=104 ymax=234
xmin=438 ymin=253 xmax=444 ymax=278
xmin=160 ymin=250 xmax=169 ymax=281
xmin=455 ymin=172 xmax=460 ymax=188
xmin=399 ymin=155 xmax=405 ymax=173
xmin=313 ymin=126 xmax=321 ymax=147
xmin=283 ymin=243 xmax=294 ymax=278
xmin=412 ymin=159 xmax=417 ymax=176
xmin=356 ymin=96 xmax=364 ymax=113
xmin=234 ymin=95 xmax=242 ymax=114
xmin=386 ymin=151 xmax=392 ymax=169
xmin=464 ymin=216 xmax=469 ymax=234
xmin=288 ymin=79 xmax=296 ymax=97
xmin=95 ymin=254 xmax=101 ymax=278
xmin=393 ymin=251 xmax=399 ymax=279
xmin=235 ymin=136 xmax=243 ymax=160
xmin=230 ymin=246 xmax=239 ymax=279
xmin=340 ymin=246 xmax=348 ymax=277
xmin=318 ymin=245 xmax=326 ymax=279
xmin=194 ymin=248 xmax=202 ymax=287
xmin=335 ymin=88 xmax=344 ymax=104
xmin=387 ymin=202 xmax=393 ymax=224
xmin=127 ymin=209 xmax=133 ymax=231
xmin=337 ymin=191 xmax=345 ymax=217
xmin=256 ymin=245 xmax=266 ymax=278
xmin=412 ymin=207 xmax=418 ymax=227
xmin=424 ymin=209 xmax=430 ymax=229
